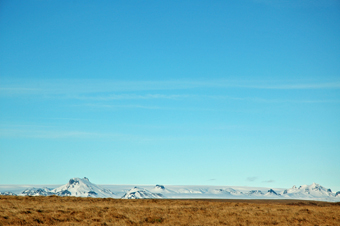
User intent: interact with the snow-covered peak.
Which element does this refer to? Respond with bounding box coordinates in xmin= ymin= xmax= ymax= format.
xmin=0 ymin=191 xmax=17 ymax=196
xmin=150 ymin=185 xmax=174 ymax=194
xmin=210 ymin=188 xmax=242 ymax=196
xmin=246 ymin=190 xmax=264 ymax=196
xmin=281 ymin=183 xmax=334 ymax=199
xmin=309 ymin=183 xmax=332 ymax=192
xmin=19 ymin=187 xmax=54 ymax=196
xmin=122 ymin=187 xmax=163 ymax=199
xmin=52 ymin=177 xmax=116 ymax=198
xmin=155 ymin=185 xmax=165 ymax=189
xmin=265 ymin=189 xmax=279 ymax=196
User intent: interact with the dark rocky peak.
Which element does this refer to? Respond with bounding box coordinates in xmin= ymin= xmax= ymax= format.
xmin=69 ymin=179 xmax=80 ymax=185
xmin=267 ymin=189 xmax=278 ymax=195
xmin=155 ymin=185 xmax=165 ymax=189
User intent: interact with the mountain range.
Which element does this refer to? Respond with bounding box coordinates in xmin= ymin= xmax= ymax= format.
xmin=0 ymin=177 xmax=339 ymax=202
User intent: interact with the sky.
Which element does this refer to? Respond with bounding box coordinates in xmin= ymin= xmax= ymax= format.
xmin=0 ymin=0 xmax=340 ymax=191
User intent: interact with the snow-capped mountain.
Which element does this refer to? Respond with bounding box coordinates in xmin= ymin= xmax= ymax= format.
xmin=20 ymin=187 xmax=54 ymax=196
xmin=264 ymin=189 xmax=279 ymax=196
xmin=150 ymin=185 xmax=174 ymax=194
xmin=121 ymin=187 xmax=163 ymax=199
xmin=0 ymin=191 xmax=17 ymax=196
xmin=280 ymin=183 xmax=335 ymax=200
xmin=246 ymin=190 xmax=264 ymax=196
xmin=16 ymin=177 xmax=116 ymax=198
xmin=52 ymin=177 xmax=116 ymax=198
xmin=210 ymin=188 xmax=242 ymax=196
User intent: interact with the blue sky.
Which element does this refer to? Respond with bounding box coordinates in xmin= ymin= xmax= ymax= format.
xmin=1 ymin=0 xmax=340 ymax=191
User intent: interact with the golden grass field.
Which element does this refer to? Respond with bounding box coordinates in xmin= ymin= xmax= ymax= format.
xmin=0 ymin=196 xmax=339 ymax=225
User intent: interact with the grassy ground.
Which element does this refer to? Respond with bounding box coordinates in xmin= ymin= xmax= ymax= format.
xmin=0 ymin=195 xmax=339 ymax=225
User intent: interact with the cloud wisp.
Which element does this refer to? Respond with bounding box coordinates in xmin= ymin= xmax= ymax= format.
xmin=1 ymin=79 xmax=340 ymax=97
xmin=0 ymin=126 xmax=206 ymax=142
xmin=2 ymin=79 xmax=339 ymax=108
xmin=75 ymin=103 xmax=164 ymax=110
xmin=262 ymin=180 xmax=275 ymax=183
xmin=67 ymin=93 xmax=340 ymax=104
xmin=247 ymin=177 xmax=258 ymax=182
xmin=73 ymin=94 xmax=194 ymax=101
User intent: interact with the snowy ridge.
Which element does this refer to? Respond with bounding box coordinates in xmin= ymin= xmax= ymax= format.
xmin=121 ymin=187 xmax=163 ymax=199
xmin=0 ymin=191 xmax=17 ymax=196
xmin=280 ymin=183 xmax=336 ymax=201
xmin=150 ymin=184 xmax=174 ymax=194
xmin=106 ymin=183 xmax=340 ymax=201
xmin=20 ymin=187 xmax=54 ymax=196
xmin=1 ymin=179 xmax=339 ymax=202
xmin=210 ymin=188 xmax=242 ymax=196
xmin=15 ymin=178 xmax=117 ymax=198
xmin=246 ymin=190 xmax=264 ymax=196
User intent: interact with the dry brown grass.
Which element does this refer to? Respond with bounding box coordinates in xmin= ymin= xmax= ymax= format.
xmin=0 ymin=196 xmax=339 ymax=225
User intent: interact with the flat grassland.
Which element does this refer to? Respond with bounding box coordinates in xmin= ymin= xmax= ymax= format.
xmin=0 ymin=196 xmax=339 ymax=225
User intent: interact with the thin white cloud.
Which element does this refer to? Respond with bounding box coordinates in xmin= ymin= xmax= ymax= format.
xmin=245 ymin=83 xmax=340 ymax=90
xmin=63 ymin=92 xmax=340 ymax=105
xmin=1 ymin=79 xmax=340 ymax=97
xmin=73 ymin=94 xmax=194 ymax=101
xmin=252 ymin=0 xmax=339 ymax=8
xmin=0 ymin=128 xmax=105 ymax=139
xmin=0 ymin=127 xmax=203 ymax=142
xmin=197 ymin=95 xmax=340 ymax=103
xmin=262 ymin=179 xmax=275 ymax=183
xmin=1 ymin=79 xmax=339 ymax=105
xmin=73 ymin=103 xmax=222 ymax=112
xmin=76 ymin=103 xmax=164 ymax=110
xmin=247 ymin=177 xmax=258 ymax=182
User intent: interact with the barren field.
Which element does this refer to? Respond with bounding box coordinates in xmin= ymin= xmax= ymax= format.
xmin=0 ymin=196 xmax=339 ymax=226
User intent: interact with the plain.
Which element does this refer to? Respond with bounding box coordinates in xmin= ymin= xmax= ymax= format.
xmin=0 ymin=196 xmax=340 ymax=226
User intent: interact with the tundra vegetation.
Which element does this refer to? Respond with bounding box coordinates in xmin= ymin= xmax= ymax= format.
xmin=0 ymin=196 xmax=339 ymax=225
